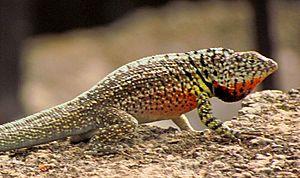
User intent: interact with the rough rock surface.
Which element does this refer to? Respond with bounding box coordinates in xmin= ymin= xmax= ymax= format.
xmin=0 ymin=89 xmax=299 ymax=177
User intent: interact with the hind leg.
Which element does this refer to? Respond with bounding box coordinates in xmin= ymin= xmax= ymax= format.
xmin=70 ymin=130 xmax=96 ymax=143
xmin=87 ymin=107 xmax=138 ymax=155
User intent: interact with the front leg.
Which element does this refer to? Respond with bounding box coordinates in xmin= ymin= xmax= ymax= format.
xmin=197 ymin=93 xmax=240 ymax=138
xmin=172 ymin=114 xmax=197 ymax=132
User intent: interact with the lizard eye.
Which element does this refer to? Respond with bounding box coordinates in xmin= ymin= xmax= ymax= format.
xmin=213 ymin=70 xmax=217 ymax=76
xmin=249 ymin=59 xmax=256 ymax=64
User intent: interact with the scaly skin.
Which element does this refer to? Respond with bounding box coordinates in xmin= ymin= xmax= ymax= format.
xmin=0 ymin=48 xmax=278 ymax=153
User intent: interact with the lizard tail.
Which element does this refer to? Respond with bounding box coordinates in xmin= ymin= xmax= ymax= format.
xmin=0 ymin=101 xmax=95 ymax=152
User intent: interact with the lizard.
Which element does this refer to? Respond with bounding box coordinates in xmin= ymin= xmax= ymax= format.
xmin=0 ymin=48 xmax=278 ymax=154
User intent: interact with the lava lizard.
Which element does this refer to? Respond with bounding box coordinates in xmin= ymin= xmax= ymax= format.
xmin=0 ymin=48 xmax=278 ymax=154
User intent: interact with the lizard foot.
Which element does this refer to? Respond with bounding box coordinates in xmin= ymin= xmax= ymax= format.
xmin=86 ymin=141 xmax=125 ymax=156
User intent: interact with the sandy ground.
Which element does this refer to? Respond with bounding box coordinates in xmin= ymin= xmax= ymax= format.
xmin=0 ymin=89 xmax=299 ymax=177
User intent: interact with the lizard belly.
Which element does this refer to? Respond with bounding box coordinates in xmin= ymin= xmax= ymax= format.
xmin=128 ymin=91 xmax=197 ymax=123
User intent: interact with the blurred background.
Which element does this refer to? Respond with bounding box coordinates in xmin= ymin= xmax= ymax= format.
xmin=0 ymin=0 xmax=299 ymax=130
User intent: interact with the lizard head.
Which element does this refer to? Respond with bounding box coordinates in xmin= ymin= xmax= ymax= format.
xmin=211 ymin=49 xmax=278 ymax=102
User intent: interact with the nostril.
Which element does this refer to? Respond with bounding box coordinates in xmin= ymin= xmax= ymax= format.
xmin=267 ymin=60 xmax=278 ymax=70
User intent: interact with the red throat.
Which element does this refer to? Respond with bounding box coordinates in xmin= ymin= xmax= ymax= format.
xmin=213 ymin=77 xmax=264 ymax=102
